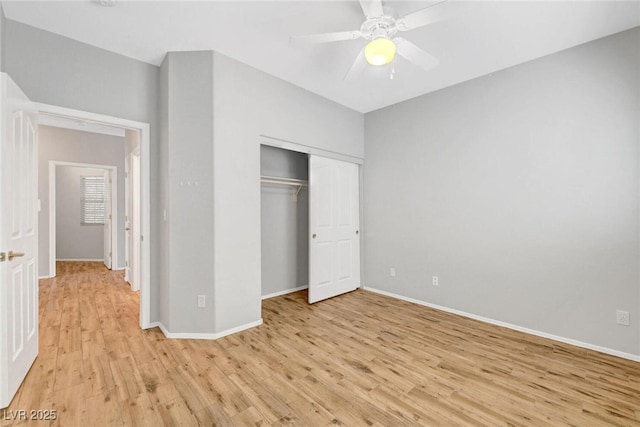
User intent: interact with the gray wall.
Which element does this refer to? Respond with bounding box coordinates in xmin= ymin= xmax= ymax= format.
xmin=6 ymin=20 xmax=160 ymax=318
xmin=363 ymin=28 xmax=640 ymax=356
xmin=159 ymin=51 xmax=216 ymax=333
xmin=38 ymin=126 xmax=125 ymax=275
xmin=6 ymin=11 xmax=636 ymax=357
xmin=261 ymin=146 xmax=309 ymax=297
xmin=6 ymin=15 xmax=362 ymax=337
xmin=212 ymin=51 xmax=364 ymax=333
xmin=156 ymin=50 xmax=363 ymax=335
xmin=56 ymin=166 xmax=106 ymax=261
xmin=0 ymin=6 xmax=5 ymax=72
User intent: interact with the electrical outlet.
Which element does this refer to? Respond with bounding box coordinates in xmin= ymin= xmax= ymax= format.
xmin=390 ymin=267 xmax=396 ymax=277
xmin=197 ymin=295 xmax=206 ymax=308
xmin=432 ymin=276 xmax=439 ymax=286
xmin=616 ymin=310 xmax=629 ymax=326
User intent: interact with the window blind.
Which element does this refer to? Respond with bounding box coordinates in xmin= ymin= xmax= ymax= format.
xmin=80 ymin=176 xmax=106 ymax=225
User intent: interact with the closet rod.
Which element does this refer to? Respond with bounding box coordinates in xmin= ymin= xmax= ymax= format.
xmin=260 ymin=175 xmax=308 ymax=187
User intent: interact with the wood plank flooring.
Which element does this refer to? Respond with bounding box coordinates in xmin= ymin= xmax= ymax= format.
xmin=2 ymin=261 xmax=639 ymax=426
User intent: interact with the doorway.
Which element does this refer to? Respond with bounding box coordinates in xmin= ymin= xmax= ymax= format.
xmin=36 ymin=103 xmax=152 ymax=328
xmin=49 ymin=162 xmax=117 ymax=268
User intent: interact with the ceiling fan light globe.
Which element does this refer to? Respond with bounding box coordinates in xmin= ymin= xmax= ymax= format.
xmin=364 ymin=38 xmax=396 ymax=66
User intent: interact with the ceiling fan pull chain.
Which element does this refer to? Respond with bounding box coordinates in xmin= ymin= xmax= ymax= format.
xmin=390 ymin=63 xmax=395 ymax=80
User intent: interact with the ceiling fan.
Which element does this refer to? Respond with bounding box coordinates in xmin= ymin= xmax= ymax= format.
xmin=292 ymin=0 xmax=446 ymax=79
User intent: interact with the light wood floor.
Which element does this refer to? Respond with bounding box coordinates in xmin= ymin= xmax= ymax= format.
xmin=2 ymin=261 xmax=639 ymax=426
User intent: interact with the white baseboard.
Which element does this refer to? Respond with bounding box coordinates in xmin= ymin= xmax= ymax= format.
xmin=213 ymin=319 xmax=264 ymax=339
xmin=144 ymin=321 xmax=161 ymax=330
xmin=156 ymin=319 xmax=263 ymax=340
xmin=262 ymin=285 xmax=308 ymax=300
xmin=363 ymin=286 xmax=640 ymax=363
xmin=38 ymin=275 xmax=54 ymax=280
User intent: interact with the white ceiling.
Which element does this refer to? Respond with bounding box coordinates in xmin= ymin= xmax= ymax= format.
xmin=2 ymin=1 xmax=639 ymax=113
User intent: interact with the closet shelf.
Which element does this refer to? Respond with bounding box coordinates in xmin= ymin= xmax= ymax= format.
xmin=261 ymin=175 xmax=308 ymax=201
xmin=261 ymin=175 xmax=308 ymax=187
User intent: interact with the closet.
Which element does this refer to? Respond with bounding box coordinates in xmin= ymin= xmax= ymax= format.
xmin=260 ymin=144 xmax=362 ymax=303
xmin=260 ymin=145 xmax=309 ymax=298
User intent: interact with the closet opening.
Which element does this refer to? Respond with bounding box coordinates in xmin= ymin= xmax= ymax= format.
xmin=260 ymin=145 xmax=309 ymax=300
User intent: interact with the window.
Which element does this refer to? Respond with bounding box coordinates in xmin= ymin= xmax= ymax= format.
xmin=80 ymin=176 xmax=106 ymax=225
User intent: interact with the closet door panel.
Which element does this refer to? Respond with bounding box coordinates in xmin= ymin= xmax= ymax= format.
xmin=309 ymin=155 xmax=360 ymax=303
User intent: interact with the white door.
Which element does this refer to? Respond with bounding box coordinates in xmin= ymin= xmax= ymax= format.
xmin=103 ymin=170 xmax=112 ymax=269
xmin=308 ymin=155 xmax=360 ymax=303
xmin=0 ymin=74 xmax=39 ymax=408
xmin=124 ymin=155 xmax=131 ymax=283
xmin=124 ymin=152 xmax=140 ymax=291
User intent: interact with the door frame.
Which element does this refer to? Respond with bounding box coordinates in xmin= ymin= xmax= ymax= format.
xmin=103 ymin=169 xmax=113 ymax=269
xmin=49 ymin=162 xmax=117 ymax=268
xmin=37 ymin=103 xmax=152 ymax=329
xmin=124 ymin=149 xmax=141 ymax=291
xmin=260 ymin=135 xmax=363 ymax=165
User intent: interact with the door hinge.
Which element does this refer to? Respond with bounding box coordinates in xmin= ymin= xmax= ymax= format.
xmin=0 ymin=252 xmax=5 ymax=262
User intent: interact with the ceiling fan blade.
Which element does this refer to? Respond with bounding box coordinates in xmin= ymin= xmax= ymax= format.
xmin=396 ymin=1 xmax=447 ymax=31
xmin=394 ymin=37 xmax=439 ymax=71
xmin=359 ymin=0 xmax=384 ymax=18
xmin=290 ymin=30 xmax=361 ymax=45
xmin=344 ymin=49 xmax=367 ymax=80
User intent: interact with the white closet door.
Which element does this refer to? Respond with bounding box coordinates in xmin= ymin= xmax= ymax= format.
xmin=0 ymin=74 xmax=39 ymax=408
xmin=308 ymin=155 xmax=360 ymax=303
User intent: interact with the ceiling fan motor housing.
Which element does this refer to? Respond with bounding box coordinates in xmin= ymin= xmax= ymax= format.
xmin=360 ymin=15 xmax=398 ymax=41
